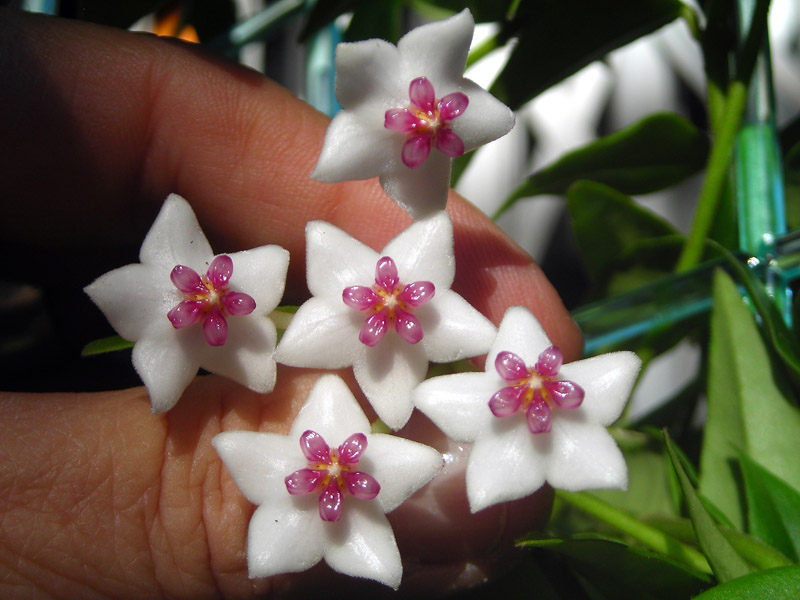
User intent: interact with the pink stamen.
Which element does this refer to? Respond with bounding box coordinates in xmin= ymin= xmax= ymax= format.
xmin=536 ymin=346 xmax=563 ymax=378
xmin=394 ymin=309 xmax=423 ymax=345
xmin=409 ymin=77 xmax=435 ymax=112
xmin=495 ymin=351 xmax=529 ymax=383
xmin=202 ymin=307 xmax=228 ymax=346
xmin=490 ymin=345 xmax=584 ymax=434
xmin=285 ymin=430 xmax=380 ymax=523
xmin=285 ymin=468 xmax=323 ymax=495
xmin=344 ymin=257 xmax=435 ymax=347
xmin=338 ymin=433 xmax=367 ymax=465
xmin=375 ymin=256 xmax=399 ymax=290
xmin=342 ymin=471 xmax=381 ymax=500
xmin=397 ymin=281 xmax=435 ymax=307
xmin=360 ymin=310 xmax=389 ymax=347
xmin=319 ymin=482 xmax=343 ymax=522
xmin=299 ymin=430 xmax=332 ymax=464
xmin=384 ymin=77 xmax=468 ymax=169
xmin=544 ymin=380 xmax=585 ymax=409
xmin=489 ymin=385 xmax=525 ymax=418
xmin=438 ymin=92 xmax=469 ymax=122
xmin=170 ymin=265 xmax=206 ymax=295
xmin=526 ymin=398 xmax=552 ymax=434
xmin=221 ymin=292 xmax=256 ymax=316
xmin=166 ymin=255 xmax=256 ymax=346
xmin=167 ymin=300 xmax=203 ymax=329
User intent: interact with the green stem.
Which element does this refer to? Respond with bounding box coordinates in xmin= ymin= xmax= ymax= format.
xmin=557 ymin=491 xmax=712 ymax=575
xmin=675 ymin=81 xmax=748 ymax=273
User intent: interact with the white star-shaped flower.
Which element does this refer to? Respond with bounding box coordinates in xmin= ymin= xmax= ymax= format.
xmin=84 ymin=194 xmax=289 ymax=413
xmin=414 ymin=307 xmax=641 ymax=513
xmin=311 ymin=9 xmax=515 ymax=219
xmin=274 ymin=211 xmax=496 ymax=430
xmin=212 ymin=374 xmax=442 ymax=589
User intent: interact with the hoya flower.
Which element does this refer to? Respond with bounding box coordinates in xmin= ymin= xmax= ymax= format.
xmin=212 ymin=374 xmax=442 ymax=589
xmin=311 ymin=9 xmax=515 ymax=219
xmin=274 ymin=211 xmax=496 ymax=430
xmin=84 ymin=194 xmax=289 ymax=413
xmin=414 ymin=307 xmax=641 ymax=513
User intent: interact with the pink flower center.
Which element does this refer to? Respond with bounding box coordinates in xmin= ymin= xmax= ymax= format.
xmin=285 ymin=430 xmax=381 ymax=522
xmin=488 ymin=346 xmax=585 ymax=434
xmin=384 ymin=77 xmax=469 ymax=169
xmin=166 ymin=255 xmax=256 ymax=347
xmin=342 ymin=256 xmax=435 ymax=347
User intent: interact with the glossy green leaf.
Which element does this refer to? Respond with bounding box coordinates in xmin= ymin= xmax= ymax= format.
xmin=495 ymin=113 xmax=709 ymax=218
xmin=565 ymin=181 xmax=679 ymax=297
xmin=81 ymin=335 xmax=134 ymax=357
xmin=490 ymin=0 xmax=682 ymax=109
xmin=692 ymin=566 xmax=800 ymax=600
xmin=591 ymin=450 xmax=677 ymax=518
xmin=700 ymin=270 xmax=800 ymax=529
xmin=519 ymin=535 xmax=711 ymax=599
xmin=665 ymin=432 xmax=753 ymax=583
xmin=737 ymin=451 xmax=800 ymax=562
xmin=644 ymin=516 xmax=793 ymax=571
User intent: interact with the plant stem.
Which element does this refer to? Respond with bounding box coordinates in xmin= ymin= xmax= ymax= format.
xmin=557 ymin=491 xmax=712 ymax=575
xmin=675 ymin=81 xmax=748 ymax=273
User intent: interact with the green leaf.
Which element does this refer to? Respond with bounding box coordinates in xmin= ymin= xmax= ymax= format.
xmin=711 ymin=241 xmax=800 ymax=383
xmin=665 ymin=432 xmax=753 ymax=583
xmin=692 ymin=566 xmax=800 ymax=600
xmin=491 ymin=0 xmax=683 ymax=109
xmin=565 ymin=181 xmax=679 ymax=297
xmin=519 ymin=535 xmax=711 ymax=599
xmin=700 ymin=270 xmax=800 ymax=529
xmin=495 ymin=113 xmax=709 ymax=217
xmin=81 ymin=335 xmax=134 ymax=357
xmin=784 ymin=142 xmax=800 ymax=230
xmin=644 ymin=516 xmax=793 ymax=571
xmin=737 ymin=451 xmax=800 ymax=562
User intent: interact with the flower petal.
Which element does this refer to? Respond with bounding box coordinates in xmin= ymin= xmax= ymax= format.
xmin=333 ymin=37 xmax=404 ymax=109
xmin=274 ymin=297 xmax=363 ymax=369
xmin=139 ymin=194 xmax=213 ymax=269
xmin=225 ymin=246 xmax=289 ymax=313
xmin=353 ymin=334 xmax=428 ymax=430
xmin=305 ymin=221 xmax=379 ymax=298
xmin=448 ymin=79 xmax=516 ymax=151
xmin=396 ymin=9 xmax=473 ymax=89
xmin=546 ymin=417 xmax=628 ymax=491
xmin=559 ymin=351 xmax=641 ymax=427
xmin=198 ymin=312 xmax=278 ymax=394
xmin=418 ymin=289 xmax=496 ymax=363
xmin=289 ymin=375 xmax=372 ymax=445
xmin=413 ymin=372 xmax=497 ymax=442
xmin=212 ymin=431 xmax=303 ymax=505
xmin=364 ymin=434 xmax=442 ymax=513
xmin=322 ymin=503 xmax=402 ymax=589
xmin=248 ymin=501 xmax=325 ymax=579
xmin=132 ymin=325 xmax=200 ymax=414
xmin=84 ymin=263 xmax=174 ymax=342
xmin=311 ymin=110 xmax=398 ymax=183
xmin=382 ymin=211 xmax=455 ymax=290
xmin=487 ymin=307 xmax=553 ymax=371
xmin=466 ymin=419 xmax=548 ymax=513
xmin=378 ymin=151 xmax=451 ymax=219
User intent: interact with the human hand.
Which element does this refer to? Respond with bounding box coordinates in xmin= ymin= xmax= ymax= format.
xmin=0 ymin=8 xmax=581 ymax=598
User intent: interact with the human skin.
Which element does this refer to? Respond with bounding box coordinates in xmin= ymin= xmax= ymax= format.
xmin=0 ymin=8 xmax=583 ymax=599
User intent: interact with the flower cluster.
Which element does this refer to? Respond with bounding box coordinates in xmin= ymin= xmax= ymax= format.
xmin=85 ymin=9 xmax=641 ymax=591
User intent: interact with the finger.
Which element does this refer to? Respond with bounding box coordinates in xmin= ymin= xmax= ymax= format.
xmin=0 ymin=369 xmax=552 ymax=599
xmin=0 ymin=9 xmax=581 ymax=359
